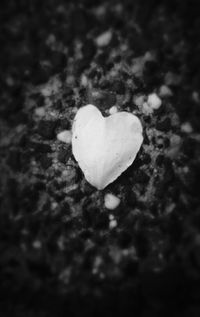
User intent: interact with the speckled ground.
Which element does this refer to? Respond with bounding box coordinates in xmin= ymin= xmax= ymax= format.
xmin=1 ymin=1 xmax=200 ymax=316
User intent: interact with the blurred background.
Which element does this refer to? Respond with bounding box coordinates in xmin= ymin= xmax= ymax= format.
xmin=0 ymin=1 xmax=200 ymax=316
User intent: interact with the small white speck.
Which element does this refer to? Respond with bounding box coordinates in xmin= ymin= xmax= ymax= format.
xmin=81 ymin=74 xmax=88 ymax=87
xmin=144 ymin=51 xmax=156 ymax=62
xmin=57 ymin=130 xmax=72 ymax=143
xmin=131 ymin=57 xmax=145 ymax=77
xmin=93 ymin=5 xmax=106 ymax=17
xmin=95 ymin=30 xmax=112 ymax=47
xmin=147 ymin=93 xmax=162 ymax=110
xmin=181 ymin=122 xmax=193 ymax=134
xmin=159 ymin=85 xmax=173 ymax=97
xmin=59 ymin=268 xmax=71 ymax=284
xmin=72 ymin=107 xmax=78 ymax=114
xmin=45 ymin=34 xmax=56 ymax=46
xmin=133 ymin=95 xmax=145 ymax=107
xmin=51 ymin=202 xmax=58 ymax=209
xmin=41 ymin=86 xmax=53 ymax=97
xmin=109 ymin=219 xmax=118 ymax=229
xmin=104 ymin=193 xmax=120 ymax=210
xmin=32 ymin=240 xmax=42 ymax=249
xmin=109 ymin=106 xmax=118 ymax=115
xmin=192 ymin=91 xmax=199 ymax=103
xmin=142 ymin=102 xmax=153 ymax=115
xmin=109 ymin=214 xmax=114 ymax=220
xmin=100 ymin=273 xmax=105 ymax=279
xmin=113 ymin=3 xmax=123 ymax=13
xmin=6 ymin=76 xmax=15 ymax=86
xmin=57 ymin=236 xmax=65 ymax=251
xmin=35 ymin=107 xmax=45 ymax=117
xmin=120 ymin=43 xmax=128 ymax=51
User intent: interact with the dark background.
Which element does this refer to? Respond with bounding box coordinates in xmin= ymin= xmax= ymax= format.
xmin=0 ymin=1 xmax=200 ymax=316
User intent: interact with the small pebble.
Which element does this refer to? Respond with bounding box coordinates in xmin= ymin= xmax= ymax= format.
xmin=104 ymin=193 xmax=120 ymax=210
xmin=109 ymin=106 xmax=118 ymax=115
xmin=57 ymin=130 xmax=72 ymax=143
xmin=131 ymin=57 xmax=145 ymax=77
xmin=81 ymin=74 xmax=88 ymax=87
xmin=192 ymin=91 xmax=199 ymax=103
xmin=93 ymin=5 xmax=106 ymax=17
xmin=6 ymin=76 xmax=15 ymax=86
xmin=133 ymin=95 xmax=145 ymax=107
xmin=181 ymin=122 xmax=193 ymax=134
xmin=147 ymin=93 xmax=162 ymax=110
xmin=109 ymin=214 xmax=114 ymax=220
xmin=95 ymin=30 xmax=112 ymax=47
xmin=142 ymin=102 xmax=153 ymax=115
xmin=144 ymin=51 xmax=156 ymax=62
xmin=45 ymin=33 xmax=56 ymax=46
xmin=159 ymin=85 xmax=173 ymax=97
xmin=109 ymin=219 xmax=118 ymax=229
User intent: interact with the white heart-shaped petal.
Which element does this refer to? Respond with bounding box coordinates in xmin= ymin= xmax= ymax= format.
xmin=72 ymin=104 xmax=143 ymax=190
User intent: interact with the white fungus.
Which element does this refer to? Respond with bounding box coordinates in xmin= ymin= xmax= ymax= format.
xmin=57 ymin=130 xmax=72 ymax=143
xmin=147 ymin=93 xmax=162 ymax=110
xmin=104 ymin=193 xmax=120 ymax=210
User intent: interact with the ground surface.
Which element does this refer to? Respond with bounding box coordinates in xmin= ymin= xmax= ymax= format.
xmin=0 ymin=1 xmax=200 ymax=316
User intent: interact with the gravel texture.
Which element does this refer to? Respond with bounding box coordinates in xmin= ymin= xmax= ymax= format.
xmin=0 ymin=1 xmax=200 ymax=316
